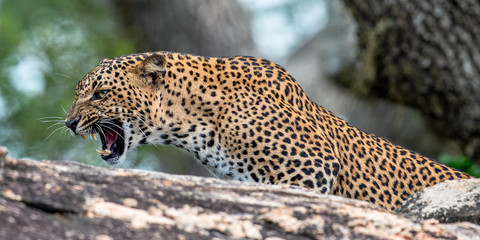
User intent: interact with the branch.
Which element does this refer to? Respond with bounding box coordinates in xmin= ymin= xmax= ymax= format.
xmin=1 ymin=146 xmax=479 ymax=239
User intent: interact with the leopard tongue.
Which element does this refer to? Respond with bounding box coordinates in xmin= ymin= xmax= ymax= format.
xmin=104 ymin=128 xmax=119 ymax=150
xmin=95 ymin=128 xmax=119 ymax=156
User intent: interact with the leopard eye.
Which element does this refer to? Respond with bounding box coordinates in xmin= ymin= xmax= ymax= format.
xmin=91 ymin=90 xmax=109 ymax=100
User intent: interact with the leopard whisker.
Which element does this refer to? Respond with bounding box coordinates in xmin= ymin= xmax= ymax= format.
xmin=61 ymin=56 xmax=74 ymax=72
xmin=37 ymin=116 xmax=63 ymax=120
xmin=98 ymin=119 xmax=124 ymax=130
xmin=54 ymin=73 xmax=73 ymax=80
xmin=61 ymin=104 xmax=68 ymax=115
xmin=47 ymin=121 xmax=66 ymax=130
xmin=97 ymin=123 xmax=125 ymax=141
xmin=43 ymin=125 xmax=68 ymax=142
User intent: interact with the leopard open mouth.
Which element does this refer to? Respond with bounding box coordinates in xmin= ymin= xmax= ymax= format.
xmin=93 ymin=120 xmax=125 ymax=163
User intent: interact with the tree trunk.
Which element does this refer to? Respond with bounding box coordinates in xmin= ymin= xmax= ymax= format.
xmin=1 ymin=146 xmax=479 ymax=239
xmin=111 ymin=0 xmax=256 ymax=56
xmin=340 ymin=0 xmax=480 ymax=161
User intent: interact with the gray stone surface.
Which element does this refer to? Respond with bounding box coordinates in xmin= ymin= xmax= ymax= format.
xmin=396 ymin=179 xmax=480 ymax=225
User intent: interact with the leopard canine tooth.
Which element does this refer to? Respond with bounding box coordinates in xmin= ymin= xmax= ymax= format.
xmin=96 ymin=149 xmax=111 ymax=155
xmin=80 ymin=135 xmax=86 ymax=140
xmin=92 ymin=133 xmax=97 ymax=141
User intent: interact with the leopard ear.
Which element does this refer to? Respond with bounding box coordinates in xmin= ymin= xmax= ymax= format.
xmin=137 ymin=54 xmax=166 ymax=87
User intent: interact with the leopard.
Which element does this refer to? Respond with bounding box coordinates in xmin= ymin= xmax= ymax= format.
xmin=65 ymin=51 xmax=473 ymax=210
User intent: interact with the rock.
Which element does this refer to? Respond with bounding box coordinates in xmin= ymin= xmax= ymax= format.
xmin=396 ymin=179 xmax=480 ymax=225
xmin=0 ymin=145 xmax=479 ymax=239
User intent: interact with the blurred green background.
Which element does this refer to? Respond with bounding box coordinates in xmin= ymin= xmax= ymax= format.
xmin=1 ymin=0 xmax=478 ymax=177
xmin=1 ymin=0 xmax=135 ymax=165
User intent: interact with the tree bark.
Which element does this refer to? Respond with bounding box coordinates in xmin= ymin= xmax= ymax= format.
xmin=111 ymin=0 xmax=256 ymax=56
xmin=1 ymin=146 xmax=479 ymax=240
xmin=340 ymin=0 xmax=480 ymax=161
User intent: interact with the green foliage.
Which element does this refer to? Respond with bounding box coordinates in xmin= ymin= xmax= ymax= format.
xmin=0 ymin=0 xmax=134 ymax=165
xmin=439 ymin=154 xmax=480 ymax=178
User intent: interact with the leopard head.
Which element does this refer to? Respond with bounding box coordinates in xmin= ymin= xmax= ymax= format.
xmin=65 ymin=54 xmax=166 ymax=164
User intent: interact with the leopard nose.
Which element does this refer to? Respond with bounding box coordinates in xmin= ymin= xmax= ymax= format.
xmin=65 ymin=118 xmax=79 ymax=133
